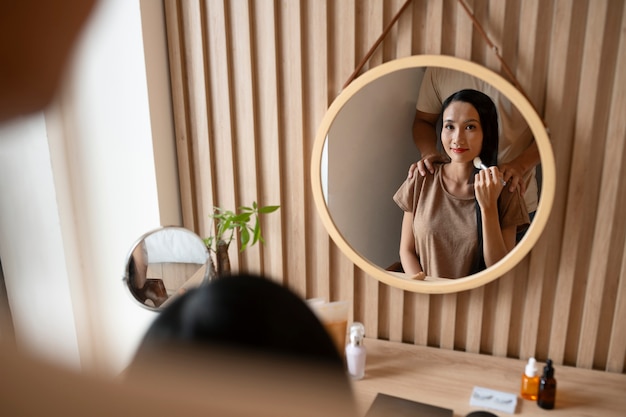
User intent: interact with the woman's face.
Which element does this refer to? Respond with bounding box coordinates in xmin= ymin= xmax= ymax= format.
xmin=441 ymin=100 xmax=483 ymax=164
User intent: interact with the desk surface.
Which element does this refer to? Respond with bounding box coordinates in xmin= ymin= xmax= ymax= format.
xmin=350 ymin=339 xmax=626 ymax=417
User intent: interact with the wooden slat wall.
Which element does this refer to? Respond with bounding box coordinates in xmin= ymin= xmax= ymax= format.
xmin=163 ymin=0 xmax=626 ymax=373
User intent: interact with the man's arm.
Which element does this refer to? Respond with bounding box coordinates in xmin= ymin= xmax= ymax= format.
xmin=409 ymin=110 xmax=445 ymax=178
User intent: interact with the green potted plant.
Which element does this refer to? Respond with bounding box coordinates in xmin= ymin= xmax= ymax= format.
xmin=204 ymin=201 xmax=280 ymax=279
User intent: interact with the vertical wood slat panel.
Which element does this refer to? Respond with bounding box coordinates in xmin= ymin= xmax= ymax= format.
xmin=412 ymin=293 xmax=430 ymax=345
xmin=277 ymin=0 xmax=307 ymax=296
xmin=250 ymin=0 xmax=285 ymax=283
xmin=165 ymin=0 xmax=626 ymax=373
xmin=597 ymin=1 xmax=626 ymax=371
xmin=546 ymin=0 xmax=587 ymax=365
xmin=508 ymin=260 xmax=530 ymax=358
xmin=574 ymin=0 xmax=616 ymax=369
xmin=440 ymin=294 xmax=457 ymax=350
xmin=180 ymin=1 xmax=213 ymax=236
xmin=302 ymin=0 xmax=330 ymax=300
xmin=532 ymin=0 xmax=577 ymax=362
xmin=164 ymin=0 xmax=196 ymax=229
xmin=424 ymin=0 xmax=443 ymax=54
xmin=454 ymin=0 xmax=473 ymax=60
xmin=517 ymin=0 xmax=550 ymax=111
xmin=604 ymin=9 xmax=626 ymax=372
xmin=204 ymin=0 xmax=238 ymax=267
xmin=493 ymin=272 xmax=515 ymax=356
xmin=227 ymin=1 xmax=262 ymax=273
xmin=563 ymin=0 xmax=608 ymax=369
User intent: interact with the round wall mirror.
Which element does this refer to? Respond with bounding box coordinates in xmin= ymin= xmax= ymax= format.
xmin=311 ymin=55 xmax=555 ymax=294
xmin=123 ymin=226 xmax=210 ymax=310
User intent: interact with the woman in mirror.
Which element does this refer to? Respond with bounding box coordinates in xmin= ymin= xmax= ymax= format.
xmin=394 ymin=89 xmax=530 ymax=279
xmin=410 ymin=67 xmax=540 ymax=242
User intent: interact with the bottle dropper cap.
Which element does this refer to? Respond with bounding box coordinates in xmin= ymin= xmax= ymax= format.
xmin=543 ymin=359 xmax=554 ymax=378
xmin=525 ymin=357 xmax=537 ymax=377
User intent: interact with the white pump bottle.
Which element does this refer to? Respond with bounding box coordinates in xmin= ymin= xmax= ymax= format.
xmin=345 ymin=322 xmax=366 ymax=379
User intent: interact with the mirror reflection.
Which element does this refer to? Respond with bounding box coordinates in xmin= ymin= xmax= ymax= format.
xmin=124 ymin=227 xmax=210 ymax=310
xmin=312 ymin=55 xmax=555 ymax=293
xmin=393 ymin=89 xmax=530 ymax=278
xmin=323 ymin=64 xmax=539 ymax=277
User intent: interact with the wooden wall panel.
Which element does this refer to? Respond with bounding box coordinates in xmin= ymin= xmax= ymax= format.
xmin=250 ymin=0 xmax=285 ymax=283
xmin=164 ymin=0 xmax=626 ymax=373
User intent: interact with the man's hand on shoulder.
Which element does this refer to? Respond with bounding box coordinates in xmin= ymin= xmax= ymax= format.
xmin=407 ymin=153 xmax=447 ymax=179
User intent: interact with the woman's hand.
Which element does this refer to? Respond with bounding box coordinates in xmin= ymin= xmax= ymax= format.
xmin=411 ymin=271 xmax=426 ymax=281
xmin=475 ymin=166 xmax=516 ymax=267
xmin=474 ymin=166 xmax=505 ymax=210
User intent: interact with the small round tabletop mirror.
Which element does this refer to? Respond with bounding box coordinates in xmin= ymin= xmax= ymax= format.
xmin=310 ymin=55 xmax=555 ymax=294
xmin=123 ymin=226 xmax=210 ymax=310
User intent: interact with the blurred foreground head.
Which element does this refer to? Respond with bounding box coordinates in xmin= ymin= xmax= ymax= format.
xmin=128 ymin=274 xmax=355 ymax=416
xmin=0 ymin=0 xmax=98 ymax=122
xmin=135 ymin=273 xmax=343 ymax=364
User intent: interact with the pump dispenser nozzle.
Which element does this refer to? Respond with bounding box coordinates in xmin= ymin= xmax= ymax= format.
xmin=349 ymin=322 xmax=365 ymax=346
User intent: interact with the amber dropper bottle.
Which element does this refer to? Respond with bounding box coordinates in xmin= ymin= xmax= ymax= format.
xmin=537 ymin=359 xmax=557 ymax=409
xmin=520 ymin=357 xmax=539 ymax=400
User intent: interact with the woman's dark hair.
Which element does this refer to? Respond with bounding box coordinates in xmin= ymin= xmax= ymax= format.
xmin=127 ymin=273 xmax=354 ymax=409
xmin=436 ymin=88 xmax=499 ymax=167
xmin=133 ymin=273 xmax=344 ymax=368
xmin=436 ymin=89 xmax=500 ymax=274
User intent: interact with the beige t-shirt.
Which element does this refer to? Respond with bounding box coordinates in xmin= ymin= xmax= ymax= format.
xmin=393 ymin=165 xmax=530 ymax=278
xmin=416 ymin=67 xmax=538 ymax=213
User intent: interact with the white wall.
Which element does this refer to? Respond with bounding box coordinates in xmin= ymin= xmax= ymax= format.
xmin=0 ymin=0 xmax=178 ymax=374
xmin=0 ymin=115 xmax=82 ymax=368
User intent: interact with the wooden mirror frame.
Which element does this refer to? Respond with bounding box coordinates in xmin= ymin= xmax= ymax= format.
xmin=311 ymin=55 xmax=555 ymax=294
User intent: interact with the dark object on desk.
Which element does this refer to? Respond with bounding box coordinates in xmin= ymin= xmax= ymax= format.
xmin=537 ymin=358 xmax=557 ymax=409
xmin=465 ymin=412 xmax=498 ymax=417
xmin=365 ymin=393 xmax=453 ymax=417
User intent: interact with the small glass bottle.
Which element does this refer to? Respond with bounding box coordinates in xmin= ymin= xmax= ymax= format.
xmin=521 ymin=357 xmax=539 ymax=400
xmin=537 ymin=359 xmax=557 ymax=409
xmin=345 ymin=322 xmax=366 ymax=379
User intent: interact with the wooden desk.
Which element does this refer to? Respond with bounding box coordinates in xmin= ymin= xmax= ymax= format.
xmin=351 ymin=339 xmax=626 ymax=417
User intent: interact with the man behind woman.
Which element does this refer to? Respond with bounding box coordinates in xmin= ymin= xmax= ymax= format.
xmin=394 ymin=89 xmax=529 ymax=279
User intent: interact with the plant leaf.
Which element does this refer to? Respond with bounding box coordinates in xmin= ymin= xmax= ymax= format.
xmin=253 ymin=221 xmax=261 ymax=244
xmin=240 ymin=227 xmax=250 ymax=251
xmin=259 ymin=205 xmax=280 ymax=214
xmin=232 ymin=212 xmax=251 ymax=223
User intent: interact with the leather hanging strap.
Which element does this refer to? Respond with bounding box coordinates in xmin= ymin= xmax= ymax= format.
xmin=343 ymin=0 xmax=547 ymax=132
